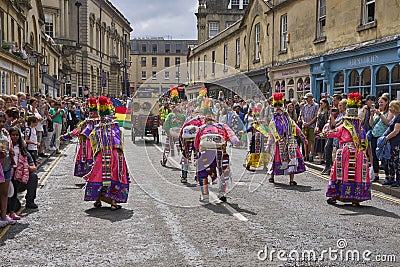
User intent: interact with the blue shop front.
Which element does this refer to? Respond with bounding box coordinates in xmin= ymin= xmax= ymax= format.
xmin=308 ymin=37 xmax=400 ymax=100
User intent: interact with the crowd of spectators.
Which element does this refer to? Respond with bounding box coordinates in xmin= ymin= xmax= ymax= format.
xmin=0 ymin=92 xmax=88 ymax=228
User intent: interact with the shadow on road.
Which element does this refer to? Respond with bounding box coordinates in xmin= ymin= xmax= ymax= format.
xmin=272 ymin=182 xmax=321 ymax=193
xmin=84 ymin=207 xmax=134 ymax=222
xmin=226 ymin=203 xmax=257 ymax=216
xmin=333 ymin=204 xmax=400 ymax=219
xmin=0 ymin=223 xmax=29 ymax=246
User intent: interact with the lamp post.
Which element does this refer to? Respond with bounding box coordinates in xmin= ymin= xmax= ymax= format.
xmin=75 ymin=0 xmax=83 ymax=95
xmin=42 ymin=62 xmax=49 ymax=95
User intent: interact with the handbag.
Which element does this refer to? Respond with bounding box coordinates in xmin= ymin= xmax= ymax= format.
xmin=367 ymin=117 xmax=379 ymax=140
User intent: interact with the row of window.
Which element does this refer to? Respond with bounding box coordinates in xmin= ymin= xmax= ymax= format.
xmin=141 ymin=71 xmax=181 ymax=80
xmin=140 ymin=43 xmax=183 ymax=54
xmin=140 ymin=57 xmax=181 ymax=67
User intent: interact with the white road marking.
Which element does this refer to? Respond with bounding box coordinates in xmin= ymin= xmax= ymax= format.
xmin=153 ymin=143 xmax=249 ymax=222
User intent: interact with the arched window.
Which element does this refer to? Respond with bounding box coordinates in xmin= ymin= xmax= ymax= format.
xmin=391 ymin=65 xmax=400 ymax=100
xmin=361 ymin=67 xmax=371 ymax=98
xmin=376 ymin=66 xmax=389 ymax=97
xmin=275 ymin=81 xmax=280 ymax=92
xmin=348 ymin=70 xmax=360 ymax=93
xmin=333 ymin=71 xmax=344 ymax=94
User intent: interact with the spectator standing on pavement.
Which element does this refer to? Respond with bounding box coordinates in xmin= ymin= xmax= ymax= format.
xmin=46 ymin=101 xmax=65 ymax=154
xmin=0 ymin=112 xmax=15 ymax=227
xmin=66 ymin=102 xmax=78 ymax=132
xmin=314 ymin=98 xmax=330 ymax=165
xmin=25 ymin=116 xmax=40 ymax=165
xmin=321 ymin=94 xmax=342 ymax=174
xmin=287 ymin=102 xmax=298 ymax=122
xmin=360 ymin=95 xmax=376 ymax=165
xmin=384 ymin=100 xmax=400 ymax=187
xmin=369 ymin=95 xmax=393 ymax=183
xmin=301 ymin=92 xmax=319 ymax=162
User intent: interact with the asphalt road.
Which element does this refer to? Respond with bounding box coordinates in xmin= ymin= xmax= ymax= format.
xmin=1 ymin=131 xmax=399 ymax=267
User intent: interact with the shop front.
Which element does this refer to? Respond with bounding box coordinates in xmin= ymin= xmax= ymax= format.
xmin=308 ymin=37 xmax=400 ymax=100
xmin=0 ymin=51 xmax=29 ymax=95
xmin=268 ymin=62 xmax=311 ymax=101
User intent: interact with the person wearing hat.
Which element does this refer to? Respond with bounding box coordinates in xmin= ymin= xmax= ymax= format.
xmin=301 ymin=92 xmax=319 ymax=162
xmin=266 ymin=93 xmax=307 ymax=186
xmin=160 ymin=104 xmax=186 ymax=167
xmin=323 ymin=92 xmax=370 ymax=206
xmin=83 ymin=96 xmax=130 ymax=210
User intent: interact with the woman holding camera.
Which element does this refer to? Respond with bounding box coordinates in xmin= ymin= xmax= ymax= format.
xmin=369 ymin=95 xmax=393 ymax=183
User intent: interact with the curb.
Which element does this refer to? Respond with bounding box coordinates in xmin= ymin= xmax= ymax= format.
xmin=305 ymin=162 xmax=400 ymax=199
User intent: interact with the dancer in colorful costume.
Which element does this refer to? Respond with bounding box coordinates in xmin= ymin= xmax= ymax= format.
xmin=61 ymin=98 xmax=99 ymax=177
xmin=179 ymin=114 xmax=205 ymax=183
xmin=84 ymin=96 xmax=130 ymax=210
xmin=194 ymin=116 xmax=238 ymax=202
xmin=324 ymin=92 xmax=370 ymax=206
xmin=267 ymin=93 xmax=307 ymax=185
xmin=245 ymin=117 xmax=270 ymax=171
xmin=161 ymin=103 xmax=186 ymax=166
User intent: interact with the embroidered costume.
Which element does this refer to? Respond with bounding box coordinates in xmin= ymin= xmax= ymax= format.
xmin=178 ymin=114 xmax=205 ymax=183
xmin=194 ymin=117 xmax=238 ymax=202
xmin=161 ymin=108 xmax=186 ymax=166
xmin=83 ymin=96 xmax=130 ymax=210
xmin=325 ymin=93 xmax=370 ymax=206
xmin=61 ymin=98 xmax=99 ymax=177
xmin=245 ymin=120 xmax=269 ymax=171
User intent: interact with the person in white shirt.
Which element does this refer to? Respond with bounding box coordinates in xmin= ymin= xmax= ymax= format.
xmin=24 ymin=116 xmax=40 ymax=165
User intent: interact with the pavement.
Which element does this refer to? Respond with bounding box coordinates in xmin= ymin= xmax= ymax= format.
xmin=304 ymin=161 xmax=400 ymax=199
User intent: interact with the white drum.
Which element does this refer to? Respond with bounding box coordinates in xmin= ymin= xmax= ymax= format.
xmin=199 ymin=134 xmax=225 ymax=150
xmin=169 ymin=127 xmax=181 ymax=138
xmin=182 ymin=125 xmax=199 ymax=139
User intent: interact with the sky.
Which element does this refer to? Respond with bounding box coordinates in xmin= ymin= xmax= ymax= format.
xmin=109 ymin=0 xmax=198 ymax=40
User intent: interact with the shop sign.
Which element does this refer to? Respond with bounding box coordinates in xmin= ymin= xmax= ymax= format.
xmin=348 ymin=55 xmax=378 ymax=67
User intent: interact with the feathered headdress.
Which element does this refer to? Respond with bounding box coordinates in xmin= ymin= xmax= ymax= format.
xmin=97 ymin=96 xmax=113 ymax=117
xmin=346 ymin=92 xmax=362 ymax=117
xmin=170 ymin=86 xmax=179 ymax=103
xmin=272 ymin=93 xmax=284 ymax=107
xmin=87 ymin=98 xmax=98 ymax=112
xmin=347 ymin=92 xmax=362 ymax=108
xmin=198 ymin=86 xmax=207 ymax=98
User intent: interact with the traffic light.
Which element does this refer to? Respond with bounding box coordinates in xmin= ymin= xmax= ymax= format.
xmin=78 ymin=86 xmax=83 ymax=97
xmin=65 ymin=83 xmax=72 ymax=96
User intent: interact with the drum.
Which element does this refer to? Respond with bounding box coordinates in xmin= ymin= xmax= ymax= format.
xmin=199 ymin=134 xmax=225 ymax=150
xmin=182 ymin=125 xmax=199 ymax=139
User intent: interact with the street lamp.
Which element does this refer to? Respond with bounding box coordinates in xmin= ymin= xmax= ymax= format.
xmin=75 ymin=0 xmax=83 ymax=94
xmin=42 ymin=62 xmax=49 ymax=94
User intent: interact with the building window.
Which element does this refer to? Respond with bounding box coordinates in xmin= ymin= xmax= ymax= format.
xmin=231 ymin=0 xmax=240 ymax=6
xmin=165 ymin=57 xmax=170 ymax=67
xmin=280 ymin=14 xmax=288 ymax=51
xmin=141 ymin=44 xmax=147 ymax=52
xmin=141 ymin=57 xmax=146 ymax=67
xmin=165 ymin=43 xmax=170 ymax=53
xmin=152 ymin=71 xmax=157 ymax=80
xmin=175 ymin=57 xmax=181 ymax=66
xmin=197 ymin=57 xmax=201 ymax=79
xmin=165 ymin=71 xmax=170 ymax=80
xmin=224 ymin=44 xmax=228 ymax=71
xmin=209 ymin=22 xmax=219 ymax=39
xmin=45 ymin=13 xmax=54 ymax=37
xmin=317 ymin=0 xmax=326 ymax=38
xmin=175 ymin=43 xmax=181 ymax=53
xmin=152 ymin=44 xmax=158 ymax=53
xmin=152 ymin=57 xmax=157 ymax=67
xmin=141 ymin=71 xmax=147 ymax=80
xmin=362 ymin=0 xmax=375 ymax=24
xmin=243 ymin=0 xmax=249 ymax=5
xmin=204 ymin=55 xmax=207 ymax=78
xmin=254 ymin=23 xmax=260 ymax=60
xmin=236 ymin=38 xmax=240 ymax=67
xmin=212 ymin=51 xmax=216 ymax=74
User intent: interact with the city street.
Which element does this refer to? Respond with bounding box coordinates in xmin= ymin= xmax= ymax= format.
xmin=1 ymin=130 xmax=399 ymax=267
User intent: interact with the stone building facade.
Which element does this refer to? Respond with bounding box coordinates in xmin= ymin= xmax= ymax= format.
xmin=188 ymin=0 xmax=400 ymax=101
xmin=130 ymin=38 xmax=197 ymax=96
xmin=196 ymin=0 xmax=249 ymax=44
